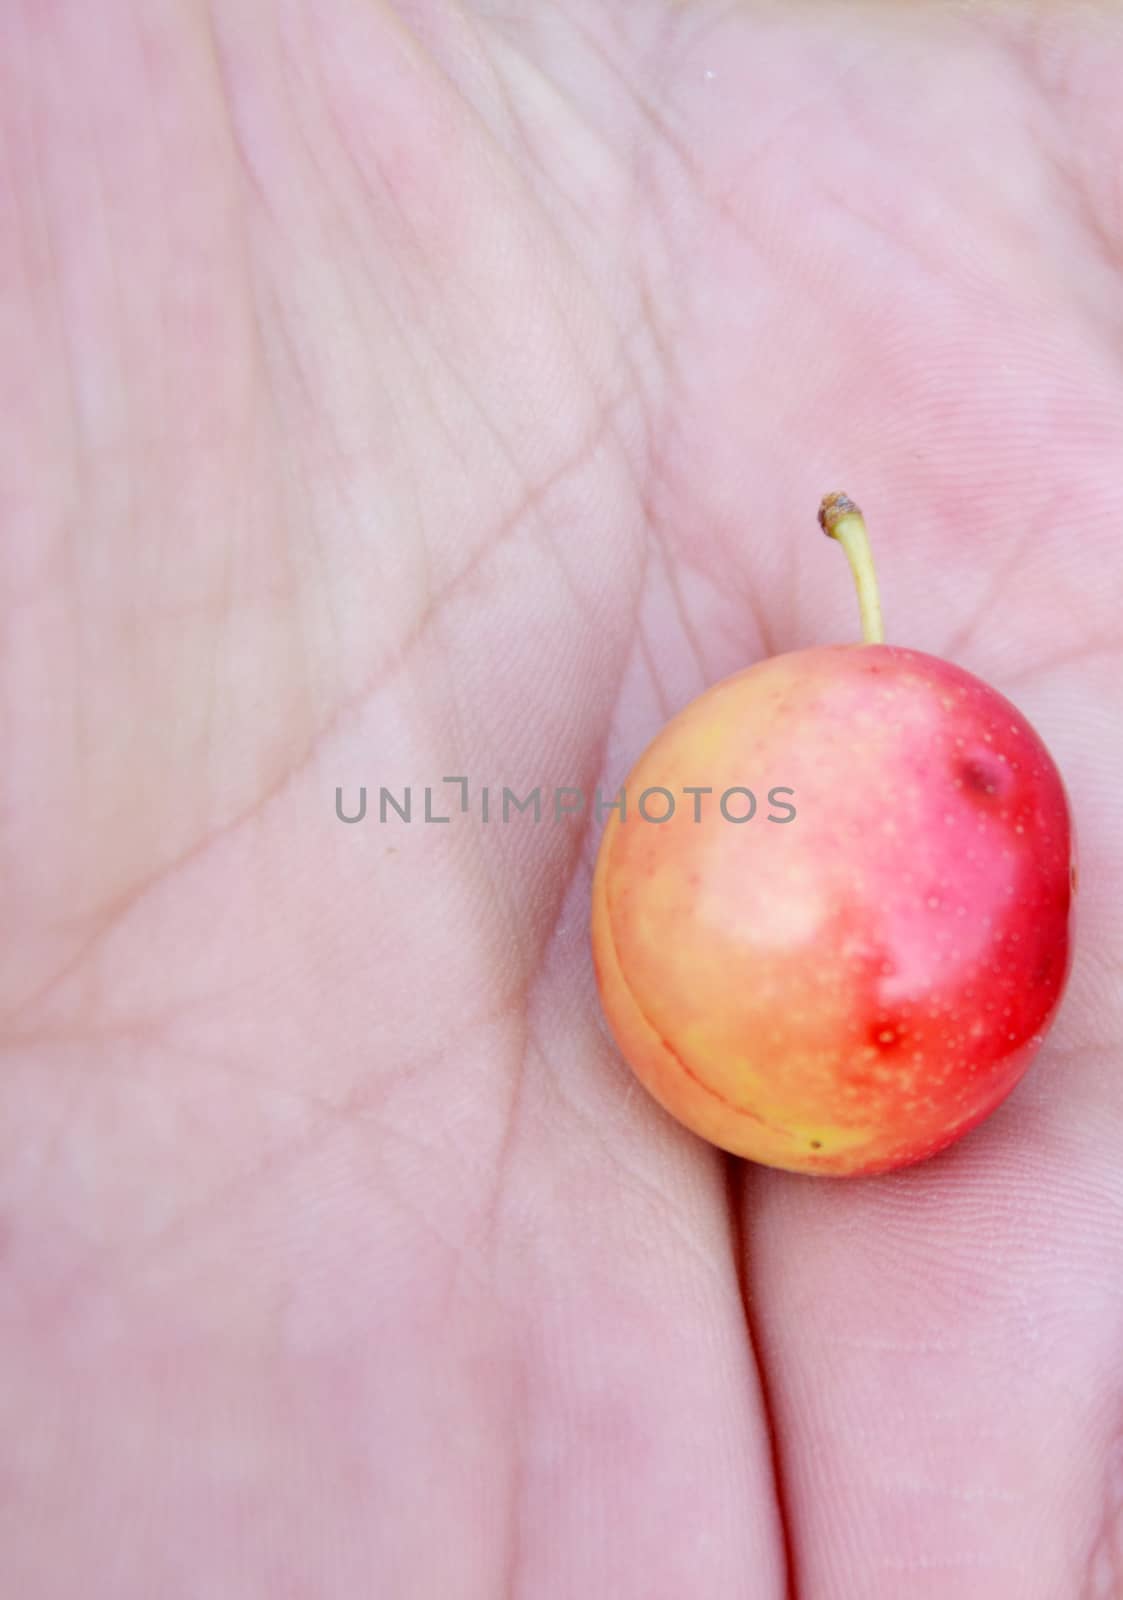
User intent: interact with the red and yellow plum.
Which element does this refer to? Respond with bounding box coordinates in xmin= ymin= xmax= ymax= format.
xmin=590 ymin=495 xmax=1075 ymax=1176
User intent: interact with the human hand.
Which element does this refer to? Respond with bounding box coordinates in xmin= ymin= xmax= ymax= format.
xmin=2 ymin=3 xmax=1121 ymax=1595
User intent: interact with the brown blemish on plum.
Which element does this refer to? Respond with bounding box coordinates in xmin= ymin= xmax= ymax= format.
xmin=958 ymin=756 xmax=1005 ymax=797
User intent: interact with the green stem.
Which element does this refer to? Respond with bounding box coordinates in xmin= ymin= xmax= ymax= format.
xmin=818 ymin=491 xmax=885 ymax=645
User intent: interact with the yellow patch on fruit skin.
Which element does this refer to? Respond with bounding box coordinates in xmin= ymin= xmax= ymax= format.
xmin=592 ymin=824 xmax=888 ymax=1176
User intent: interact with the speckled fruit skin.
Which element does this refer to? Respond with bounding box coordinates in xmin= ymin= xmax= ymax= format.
xmin=590 ymin=644 xmax=1075 ymax=1176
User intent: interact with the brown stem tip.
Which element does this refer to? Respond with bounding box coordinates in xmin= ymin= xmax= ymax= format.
xmin=816 ymin=490 xmax=884 ymax=644
xmin=818 ymin=491 xmax=862 ymax=537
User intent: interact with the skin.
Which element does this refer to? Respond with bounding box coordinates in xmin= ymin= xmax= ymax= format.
xmin=2 ymin=1 xmax=1123 ymax=1596
xmin=592 ymin=641 xmax=1075 ymax=1175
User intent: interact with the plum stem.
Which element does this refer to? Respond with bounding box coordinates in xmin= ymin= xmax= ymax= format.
xmin=818 ymin=492 xmax=885 ymax=645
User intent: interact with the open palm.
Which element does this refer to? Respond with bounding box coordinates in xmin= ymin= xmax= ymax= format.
xmin=3 ymin=3 xmax=1122 ymax=1596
